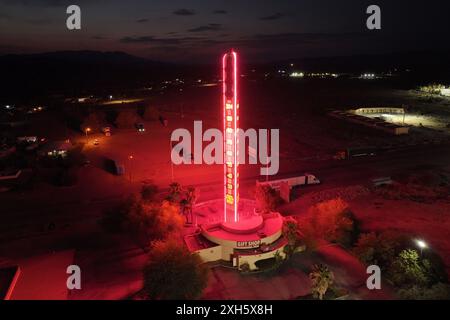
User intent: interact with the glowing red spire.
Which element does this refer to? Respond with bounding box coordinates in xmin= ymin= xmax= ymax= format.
xmin=222 ymin=50 xmax=239 ymax=223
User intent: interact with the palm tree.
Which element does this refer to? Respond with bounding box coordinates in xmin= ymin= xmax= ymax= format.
xmin=184 ymin=186 xmax=198 ymax=224
xmin=180 ymin=199 xmax=190 ymax=223
xmin=309 ymin=264 xmax=335 ymax=300
xmin=167 ymin=182 xmax=182 ymax=203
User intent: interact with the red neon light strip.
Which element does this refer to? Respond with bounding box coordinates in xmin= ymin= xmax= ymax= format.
xmin=222 ymin=53 xmax=227 ymax=222
xmin=232 ymin=51 xmax=238 ymax=223
xmin=222 ymin=50 xmax=239 ymax=223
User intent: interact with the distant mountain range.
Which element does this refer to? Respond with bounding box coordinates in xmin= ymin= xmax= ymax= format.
xmin=1 ymin=50 xmax=449 ymax=102
xmin=0 ymin=50 xmax=167 ymax=67
xmin=274 ymin=51 xmax=450 ymax=74
xmin=0 ymin=51 xmax=177 ymax=101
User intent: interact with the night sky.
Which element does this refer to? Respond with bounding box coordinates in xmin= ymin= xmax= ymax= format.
xmin=1 ymin=0 xmax=450 ymax=63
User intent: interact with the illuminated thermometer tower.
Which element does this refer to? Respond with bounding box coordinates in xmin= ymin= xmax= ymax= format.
xmin=223 ymin=50 xmax=239 ymax=223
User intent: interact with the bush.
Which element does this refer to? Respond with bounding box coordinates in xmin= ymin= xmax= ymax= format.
xmin=130 ymin=200 xmax=184 ymax=245
xmin=282 ymin=217 xmax=303 ymax=256
xmin=397 ymin=282 xmax=450 ymax=300
xmin=141 ymin=183 xmax=158 ymax=202
xmin=142 ymin=240 xmax=209 ymax=299
xmin=298 ymin=222 xmax=318 ymax=253
xmin=255 ymin=184 xmax=283 ymax=213
xmin=389 ymin=249 xmax=430 ymax=287
xmin=389 ymin=249 xmax=450 ymax=299
xmin=310 ymin=198 xmax=357 ymax=247
xmin=100 ymin=196 xmax=184 ymax=247
xmin=353 ymin=231 xmax=405 ymax=269
xmin=100 ymin=197 xmax=132 ymax=233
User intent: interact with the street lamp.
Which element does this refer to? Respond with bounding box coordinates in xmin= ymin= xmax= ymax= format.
xmin=128 ymin=155 xmax=134 ymax=183
xmin=415 ymin=239 xmax=428 ymax=256
xmin=85 ymin=127 xmax=91 ymax=143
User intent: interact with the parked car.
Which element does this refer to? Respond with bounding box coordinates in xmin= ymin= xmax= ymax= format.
xmin=136 ymin=123 xmax=146 ymax=132
xmin=102 ymin=127 xmax=111 ymax=136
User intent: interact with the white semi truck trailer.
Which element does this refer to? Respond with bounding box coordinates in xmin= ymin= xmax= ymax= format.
xmin=257 ymin=173 xmax=321 ymax=190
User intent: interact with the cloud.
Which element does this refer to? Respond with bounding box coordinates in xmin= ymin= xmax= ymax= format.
xmin=120 ymin=36 xmax=176 ymax=45
xmin=213 ymin=10 xmax=227 ymax=14
xmin=136 ymin=18 xmax=149 ymax=23
xmin=25 ymin=18 xmax=53 ymax=25
xmin=173 ymin=8 xmax=195 ymax=16
xmin=239 ymin=32 xmax=366 ymax=48
xmin=0 ymin=0 xmax=101 ymax=6
xmin=0 ymin=12 xmax=11 ymax=20
xmin=119 ymin=35 xmax=201 ymax=46
xmin=260 ymin=13 xmax=285 ymax=20
xmin=188 ymin=24 xmax=222 ymax=33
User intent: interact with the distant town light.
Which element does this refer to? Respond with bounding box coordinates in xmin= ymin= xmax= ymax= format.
xmin=290 ymin=72 xmax=304 ymax=78
xmin=361 ymin=73 xmax=375 ymax=79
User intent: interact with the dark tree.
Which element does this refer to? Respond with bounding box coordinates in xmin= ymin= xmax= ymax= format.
xmin=143 ymin=240 xmax=209 ymax=299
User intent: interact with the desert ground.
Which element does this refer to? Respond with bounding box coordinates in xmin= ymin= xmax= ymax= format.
xmin=1 ymin=77 xmax=450 ymax=299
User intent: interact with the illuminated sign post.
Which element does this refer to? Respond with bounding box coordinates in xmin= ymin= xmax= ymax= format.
xmin=223 ymin=50 xmax=239 ymax=223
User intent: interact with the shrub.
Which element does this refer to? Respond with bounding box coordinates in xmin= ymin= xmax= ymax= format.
xmin=133 ymin=200 xmax=184 ymax=243
xmin=397 ymin=282 xmax=450 ymax=300
xmin=143 ymin=240 xmax=209 ymax=299
xmin=101 ymin=196 xmax=135 ymax=233
xmin=353 ymin=231 xmax=405 ymax=269
xmin=101 ymin=196 xmax=184 ymax=247
xmin=141 ymin=183 xmax=158 ymax=202
xmin=310 ymin=198 xmax=357 ymax=247
xmin=298 ymin=222 xmax=318 ymax=252
xmin=389 ymin=249 xmax=430 ymax=288
xmin=255 ymin=184 xmax=283 ymax=213
xmin=282 ymin=217 xmax=303 ymax=256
